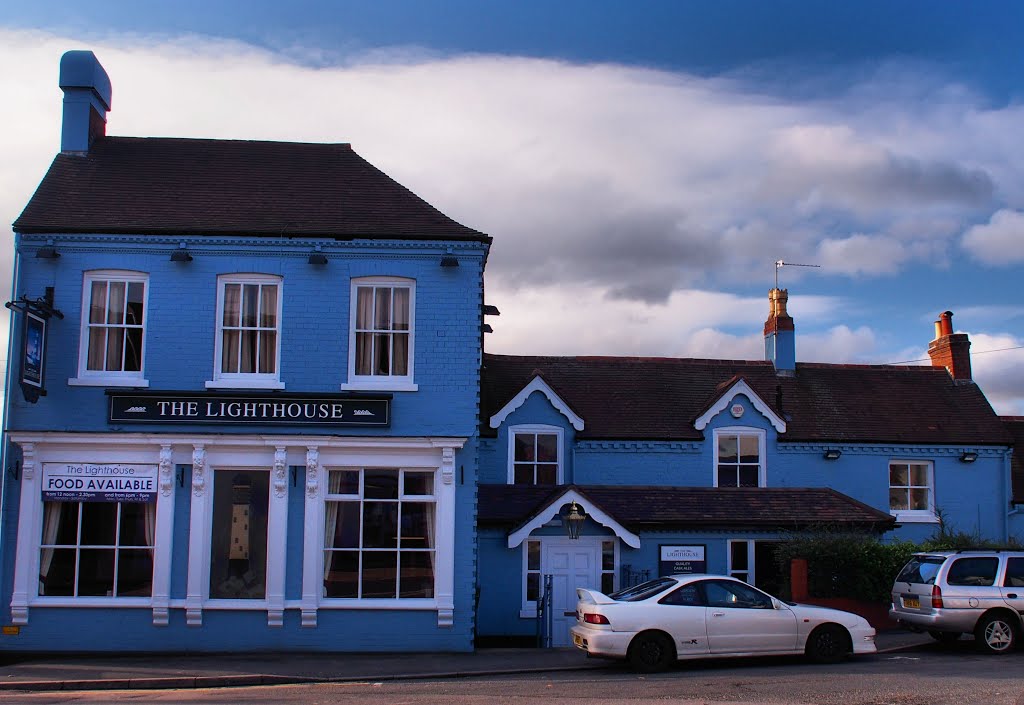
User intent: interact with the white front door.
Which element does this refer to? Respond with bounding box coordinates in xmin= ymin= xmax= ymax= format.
xmin=544 ymin=539 xmax=600 ymax=647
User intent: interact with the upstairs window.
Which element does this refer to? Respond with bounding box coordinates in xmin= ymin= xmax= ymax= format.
xmin=209 ymin=274 xmax=282 ymax=389
xmin=345 ymin=277 xmax=415 ymax=390
xmin=74 ymin=271 xmax=148 ymax=385
xmin=509 ymin=426 xmax=562 ymax=485
xmin=889 ymin=461 xmax=935 ymax=521
xmin=714 ymin=428 xmax=765 ymax=487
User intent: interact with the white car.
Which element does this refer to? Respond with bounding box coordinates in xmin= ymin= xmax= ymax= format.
xmin=571 ymin=575 xmax=876 ymax=672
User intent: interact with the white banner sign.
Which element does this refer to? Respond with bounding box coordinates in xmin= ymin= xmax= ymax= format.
xmin=42 ymin=463 xmax=158 ymax=503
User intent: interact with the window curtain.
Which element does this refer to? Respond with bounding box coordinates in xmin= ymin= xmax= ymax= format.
xmin=144 ymin=502 xmax=157 ymax=557
xmin=38 ymin=502 xmax=64 ymax=593
xmin=425 ymin=503 xmax=436 ymax=584
xmin=322 ymin=472 xmax=343 ymax=593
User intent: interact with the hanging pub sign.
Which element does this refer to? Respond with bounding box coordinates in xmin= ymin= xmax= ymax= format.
xmin=6 ymin=288 xmax=63 ymax=404
xmin=42 ymin=463 xmax=158 ymax=503
xmin=107 ymin=391 xmax=391 ymax=427
xmin=659 ymin=545 xmax=707 ymax=575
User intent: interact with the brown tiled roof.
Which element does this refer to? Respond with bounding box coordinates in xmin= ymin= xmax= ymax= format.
xmin=1002 ymin=417 xmax=1024 ymax=503
xmin=14 ymin=137 xmax=490 ymax=242
xmin=481 ymin=354 xmax=1011 ymax=445
xmin=477 ymin=484 xmax=896 ymax=531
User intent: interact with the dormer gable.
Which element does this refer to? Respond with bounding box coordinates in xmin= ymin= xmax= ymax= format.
xmin=489 ymin=374 xmax=585 ymax=431
xmin=693 ymin=376 xmax=786 ymax=433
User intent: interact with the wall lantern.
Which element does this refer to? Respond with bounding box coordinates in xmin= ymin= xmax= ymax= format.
xmin=823 ymin=449 xmax=842 ymax=460
xmin=35 ymin=244 xmax=60 ymax=260
xmin=564 ymin=501 xmax=586 ymax=540
xmin=170 ymin=243 xmax=193 ymax=262
xmin=440 ymin=248 xmax=459 ymax=268
xmin=959 ymin=451 xmax=978 ymax=463
xmin=307 ymin=252 xmax=328 ymax=265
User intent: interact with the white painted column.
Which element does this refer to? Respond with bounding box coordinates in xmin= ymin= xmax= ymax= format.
xmin=434 ymin=444 xmax=457 ymax=627
xmin=184 ymin=444 xmax=208 ymax=626
xmin=266 ymin=446 xmax=289 ymax=627
xmin=151 ymin=444 xmax=177 ymax=625
xmin=9 ymin=443 xmax=37 ymax=625
xmin=300 ymin=445 xmax=321 ymax=627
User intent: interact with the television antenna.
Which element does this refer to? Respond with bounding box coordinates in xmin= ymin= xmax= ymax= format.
xmin=774 ymin=260 xmax=820 ymax=289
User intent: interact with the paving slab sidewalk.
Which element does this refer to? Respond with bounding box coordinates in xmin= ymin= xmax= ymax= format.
xmin=0 ymin=630 xmax=933 ymax=692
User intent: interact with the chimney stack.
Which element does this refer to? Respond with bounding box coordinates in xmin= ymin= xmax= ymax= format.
xmin=927 ymin=310 xmax=972 ymax=381
xmin=59 ymin=51 xmax=112 ymax=154
xmin=764 ymin=288 xmax=795 ymax=374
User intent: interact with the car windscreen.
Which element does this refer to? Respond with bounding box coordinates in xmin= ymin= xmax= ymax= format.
xmin=896 ymin=556 xmax=946 ymax=585
xmin=608 ymin=578 xmax=677 ymax=602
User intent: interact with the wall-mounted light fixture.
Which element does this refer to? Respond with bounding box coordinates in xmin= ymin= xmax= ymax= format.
xmin=308 ymin=252 xmax=328 ymax=265
xmin=563 ymin=501 xmax=586 ymax=540
xmin=959 ymin=451 xmax=978 ymax=463
xmin=823 ymin=449 xmax=842 ymax=460
xmin=440 ymin=248 xmax=459 ymax=268
xmin=170 ymin=243 xmax=192 ymax=262
xmin=35 ymin=244 xmax=60 ymax=259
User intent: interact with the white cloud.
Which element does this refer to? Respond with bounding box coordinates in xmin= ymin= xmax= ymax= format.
xmin=962 ymin=209 xmax=1024 ymax=265
xmin=967 ymin=332 xmax=1024 ymax=416
xmin=1 ymin=27 xmax=1023 ymax=414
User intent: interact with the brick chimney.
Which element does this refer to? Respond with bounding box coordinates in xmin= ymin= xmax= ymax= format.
xmin=764 ymin=288 xmax=795 ymax=374
xmin=59 ymin=51 xmax=112 ymax=154
xmin=927 ymin=311 xmax=972 ymax=381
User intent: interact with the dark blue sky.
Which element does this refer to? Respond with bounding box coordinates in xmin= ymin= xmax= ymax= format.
xmin=7 ymin=0 xmax=1023 ymax=100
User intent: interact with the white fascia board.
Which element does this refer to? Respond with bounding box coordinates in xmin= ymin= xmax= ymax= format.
xmin=489 ymin=376 xmax=584 ymax=431
xmin=693 ymin=378 xmax=786 ymax=433
xmin=507 ymin=487 xmax=639 ymax=549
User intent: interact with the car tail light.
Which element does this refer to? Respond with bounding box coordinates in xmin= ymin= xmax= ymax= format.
xmin=931 ymin=585 xmax=943 ymax=608
xmin=583 ymin=613 xmax=610 ymax=625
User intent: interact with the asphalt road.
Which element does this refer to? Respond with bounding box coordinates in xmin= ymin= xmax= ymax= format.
xmin=4 ymin=642 xmax=1023 ymax=705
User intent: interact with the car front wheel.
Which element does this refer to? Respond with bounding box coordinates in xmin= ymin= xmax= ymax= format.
xmin=628 ymin=632 xmax=675 ymax=673
xmin=974 ymin=613 xmax=1017 ymax=654
xmin=805 ymin=624 xmax=850 ymax=664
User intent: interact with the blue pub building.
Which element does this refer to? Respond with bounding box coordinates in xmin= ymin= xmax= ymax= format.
xmin=1 ymin=51 xmax=490 ymax=652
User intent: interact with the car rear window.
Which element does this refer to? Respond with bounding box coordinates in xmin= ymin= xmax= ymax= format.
xmin=609 ymin=578 xmax=676 ymax=602
xmin=946 ymin=557 xmax=999 ymax=586
xmin=896 ymin=556 xmax=946 ymax=585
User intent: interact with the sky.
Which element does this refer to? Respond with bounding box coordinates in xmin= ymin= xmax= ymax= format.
xmin=2 ymin=1 xmax=1024 ymax=414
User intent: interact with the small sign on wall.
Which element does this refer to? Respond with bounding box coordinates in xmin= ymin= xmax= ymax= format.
xmin=20 ymin=311 xmax=47 ymax=402
xmin=42 ymin=463 xmax=158 ymax=503
xmin=659 ymin=544 xmax=707 ymax=575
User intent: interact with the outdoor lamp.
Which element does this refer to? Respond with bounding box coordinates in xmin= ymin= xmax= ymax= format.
xmin=564 ymin=501 xmax=585 ymax=540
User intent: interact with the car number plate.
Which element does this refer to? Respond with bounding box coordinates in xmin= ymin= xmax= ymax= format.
xmin=903 ymin=596 xmax=920 ymax=609
xmin=573 ymin=633 xmax=584 ymax=647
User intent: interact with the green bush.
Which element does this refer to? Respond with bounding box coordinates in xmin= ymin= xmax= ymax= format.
xmin=775 ymin=520 xmax=1024 ymax=604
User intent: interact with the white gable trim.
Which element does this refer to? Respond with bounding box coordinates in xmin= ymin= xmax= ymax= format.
xmin=507 ymin=487 xmax=640 ymax=549
xmin=489 ymin=376 xmax=584 ymax=431
xmin=693 ymin=378 xmax=786 ymax=433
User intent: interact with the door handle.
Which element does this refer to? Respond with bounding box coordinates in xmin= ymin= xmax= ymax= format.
xmin=564 ymin=611 xmax=577 ymax=617
xmin=712 ymin=611 xmax=726 ymax=617
xmin=1008 ymin=594 xmax=1018 ymax=599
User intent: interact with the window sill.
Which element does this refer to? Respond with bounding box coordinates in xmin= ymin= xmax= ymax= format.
xmin=318 ymin=598 xmax=438 ymax=610
xmin=890 ymin=511 xmax=939 ymax=524
xmin=205 ymin=379 xmax=285 ymax=390
xmin=68 ymin=377 xmax=150 ymax=388
xmin=341 ymin=380 xmax=418 ymax=392
xmin=30 ymin=597 xmax=153 ymax=608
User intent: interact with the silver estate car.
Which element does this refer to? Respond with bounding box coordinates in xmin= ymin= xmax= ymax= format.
xmin=889 ymin=551 xmax=1024 ymax=654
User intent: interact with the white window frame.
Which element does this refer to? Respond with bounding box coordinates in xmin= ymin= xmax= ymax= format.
xmin=507 ymin=424 xmax=564 ymax=485
xmin=342 ymin=276 xmax=417 ymax=392
xmin=69 ymin=269 xmax=150 ymax=387
xmin=888 ymin=459 xmax=937 ymax=523
xmin=206 ymin=273 xmax=284 ymax=390
xmin=728 ymin=539 xmax=754 ymax=584
xmin=321 ymin=467 xmax=438 ymax=601
xmin=712 ymin=427 xmax=767 ymax=488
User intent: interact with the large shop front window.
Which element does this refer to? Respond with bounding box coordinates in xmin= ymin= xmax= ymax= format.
xmin=345 ymin=277 xmax=416 ymax=390
xmin=323 ymin=468 xmax=436 ymax=599
xmin=39 ymin=500 xmax=154 ymax=597
xmin=74 ymin=271 xmax=148 ymax=385
xmin=889 ymin=460 xmax=935 ymax=521
xmin=210 ymin=274 xmax=282 ymax=389
xmin=714 ymin=428 xmax=765 ymax=487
